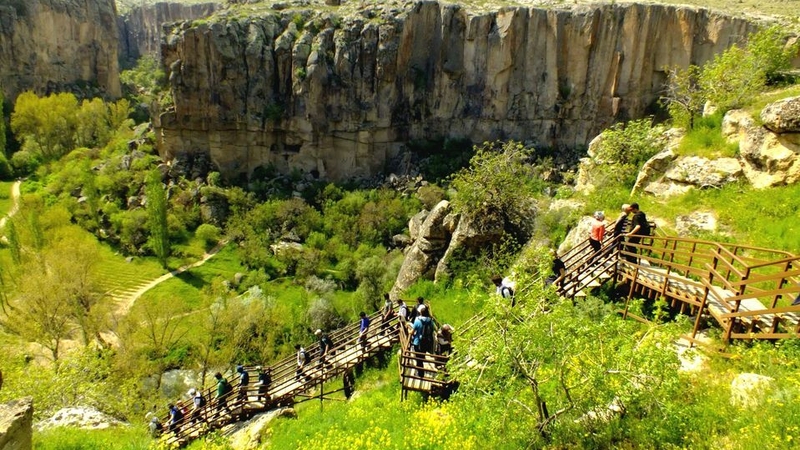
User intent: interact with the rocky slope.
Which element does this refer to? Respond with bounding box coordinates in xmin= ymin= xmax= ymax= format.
xmin=0 ymin=0 xmax=121 ymax=100
xmin=118 ymin=1 xmax=220 ymax=66
xmin=156 ymin=1 xmax=756 ymax=181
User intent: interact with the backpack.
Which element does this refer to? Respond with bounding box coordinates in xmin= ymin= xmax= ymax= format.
xmin=221 ymin=379 xmax=233 ymax=395
xmin=500 ymin=286 xmax=515 ymax=299
xmin=419 ymin=318 xmax=434 ymax=352
xmin=322 ymin=335 xmax=334 ymax=351
xmin=196 ymin=394 xmax=206 ymax=407
xmin=302 ymin=349 xmax=311 ymax=365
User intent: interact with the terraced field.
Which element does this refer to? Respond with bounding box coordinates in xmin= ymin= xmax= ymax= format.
xmin=93 ymin=244 xmax=166 ymax=304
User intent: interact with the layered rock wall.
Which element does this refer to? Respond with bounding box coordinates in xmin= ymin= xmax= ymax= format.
xmin=0 ymin=0 xmax=121 ymax=100
xmin=157 ymin=2 xmax=756 ymax=181
xmin=118 ymin=2 xmax=220 ymax=66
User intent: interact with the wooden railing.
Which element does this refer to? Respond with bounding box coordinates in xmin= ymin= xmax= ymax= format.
xmin=159 ymin=309 xmax=399 ymax=447
xmin=397 ymin=319 xmax=452 ymax=399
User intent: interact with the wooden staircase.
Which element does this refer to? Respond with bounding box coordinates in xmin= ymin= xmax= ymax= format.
xmin=159 ymin=310 xmax=399 ymax=447
xmin=556 ymin=226 xmax=800 ymax=343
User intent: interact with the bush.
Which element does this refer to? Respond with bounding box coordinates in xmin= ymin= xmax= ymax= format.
xmin=591 ymin=118 xmax=662 ymax=188
xmin=196 ymin=223 xmax=221 ymax=248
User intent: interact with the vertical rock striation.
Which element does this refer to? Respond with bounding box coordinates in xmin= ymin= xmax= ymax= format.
xmin=118 ymin=2 xmax=220 ymax=66
xmin=0 ymin=0 xmax=121 ymax=100
xmin=157 ymin=2 xmax=756 ymax=181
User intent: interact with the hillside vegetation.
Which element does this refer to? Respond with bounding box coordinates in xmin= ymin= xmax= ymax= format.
xmin=0 ymin=8 xmax=799 ymax=450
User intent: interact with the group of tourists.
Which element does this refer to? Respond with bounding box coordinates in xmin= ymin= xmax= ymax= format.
xmin=150 ymin=365 xmax=273 ymax=437
xmin=545 ymin=202 xmax=651 ymax=288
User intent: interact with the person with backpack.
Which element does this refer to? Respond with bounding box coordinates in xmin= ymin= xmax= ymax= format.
xmin=411 ymin=306 xmax=435 ymax=377
xmin=295 ymin=344 xmax=311 ymax=381
xmin=236 ymin=365 xmax=249 ymax=405
xmin=396 ymin=298 xmax=410 ymax=323
xmin=358 ymin=311 xmax=370 ymax=351
xmin=187 ymin=388 xmax=206 ymax=424
xmin=214 ymin=372 xmax=232 ymax=416
xmin=148 ymin=416 xmax=163 ymax=438
xmin=167 ymin=403 xmax=184 ymax=434
xmin=256 ymin=366 xmax=272 ymax=402
xmin=491 ymin=275 xmax=516 ymax=307
xmin=315 ymin=329 xmax=335 ymax=368
xmin=625 ymin=203 xmax=650 ymax=262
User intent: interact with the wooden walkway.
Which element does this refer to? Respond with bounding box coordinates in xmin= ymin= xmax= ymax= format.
xmin=159 ymin=310 xmax=399 ymax=447
xmin=557 ymin=228 xmax=800 ymax=342
xmin=159 ymin=227 xmax=800 ymax=446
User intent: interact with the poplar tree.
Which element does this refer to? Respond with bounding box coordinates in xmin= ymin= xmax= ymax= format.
xmin=145 ymin=170 xmax=170 ymax=268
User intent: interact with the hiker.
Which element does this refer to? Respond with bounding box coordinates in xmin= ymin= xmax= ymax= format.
xmin=315 ymin=329 xmax=334 ymax=367
xmin=167 ymin=403 xmax=184 ymax=434
xmin=187 ymin=388 xmax=206 ymax=423
xmin=358 ymin=311 xmax=371 ymax=350
xmin=148 ymin=416 xmax=163 ymax=438
xmin=396 ymin=298 xmax=410 ymax=323
xmin=491 ymin=275 xmax=516 ymax=306
xmin=295 ymin=344 xmax=311 ymax=381
xmin=214 ymin=372 xmax=232 ymax=415
xmin=625 ymin=203 xmax=650 ymax=262
xmin=411 ymin=306 xmax=435 ymax=377
xmin=589 ymin=211 xmax=606 ymax=262
xmin=409 ymin=297 xmax=427 ymax=322
xmin=256 ymin=366 xmax=272 ymax=402
xmin=613 ymin=203 xmax=630 ymax=238
xmin=381 ymin=293 xmax=395 ymax=334
xmin=236 ymin=365 xmax=249 ymax=404
xmin=436 ymin=324 xmax=454 ymax=356
xmin=545 ymin=249 xmax=567 ymax=287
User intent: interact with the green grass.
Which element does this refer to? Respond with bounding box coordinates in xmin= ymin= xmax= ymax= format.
xmin=745 ymin=84 xmax=800 ymax=123
xmin=676 ymin=114 xmax=739 ymax=158
xmin=0 ymin=180 xmax=12 ymax=217
xmin=135 ymin=244 xmax=244 ymax=311
xmin=649 ymin=182 xmax=800 ymax=252
xmin=94 ymin=243 xmax=166 ymax=296
xmin=34 ymin=426 xmax=150 ymax=450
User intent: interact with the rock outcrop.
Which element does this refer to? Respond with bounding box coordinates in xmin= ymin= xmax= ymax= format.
xmin=0 ymin=397 xmax=33 ymax=450
xmin=157 ymin=1 xmax=755 ymax=181
xmin=36 ymin=407 xmax=125 ymax=431
xmin=0 ymin=0 xmax=121 ymax=100
xmin=118 ymin=2 xmax=220 ymax=65
xmin=723 ymin=99 xmax=800 ymax=189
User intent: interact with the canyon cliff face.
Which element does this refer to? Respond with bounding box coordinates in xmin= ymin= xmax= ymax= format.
xmin=0 ymin=0 xmax=120 ymax=100
xmin=157 ymin=2 xmax=756 ymax=181
xmin=118 ymin=2 xmax=220 ymax=66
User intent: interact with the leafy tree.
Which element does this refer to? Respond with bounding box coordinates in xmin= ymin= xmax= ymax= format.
xmin=699 ymin=45 xmax=764 ymax=111
xmin=74 ymin=98 xmax=111 ymax=148
xmin=591 ymin=118 xmax=662 ymax=188
xmin=449 ymin=141 xmax=540 ymax=236
xmin=660 ymin=64 xmax=705 ymax=130
xmin=0 ymin=90 xmax=10 ymax=179
xmin=145 ymin=170 xmax=170 ymax=267
xmin=10 ymin=92 xmax=78 ymax=159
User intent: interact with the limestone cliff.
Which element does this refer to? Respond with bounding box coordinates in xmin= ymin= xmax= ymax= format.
xmin=0 ymin=0 xmax=121 ymax=100
xmin=157 ymin=1 xmax=756 ymax=181
xmin=118 ymin=2 xmax=220 ymax=66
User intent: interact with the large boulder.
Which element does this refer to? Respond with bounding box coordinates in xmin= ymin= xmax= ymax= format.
xmin=435 ymin=212 xmax=504 ymax=280
xmin=391 ymin=201 xmax=452 ymax=298
xmin=0 ymin=398 xmax=32 ymax=450
xmin=675 ymin=211 xmax=718 ymax=236
xmin=730 ymin=373 xmax=775 ymax=409
xmin=631 ymin=149 xmax=677 ymax=195
xmin=228 ymin=408 xmax=296 ymax=450
xmin=723 ymin=107 xmax=800 ymax=188
xmin=761 ymin=96 xmax=800 ymax=133
xmin=36 ymin=407 xmax=124 ymax=431
xmin=663 ymin=156 xmax=743 ymax=187
xmin=557 ymin=216 xmax=596 ymax=256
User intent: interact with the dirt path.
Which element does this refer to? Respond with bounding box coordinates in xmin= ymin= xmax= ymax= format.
xmin=113 ymin=240 xmax=229 ymax=316
xmin=0 ymin=180 xmax=22 ymax=229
